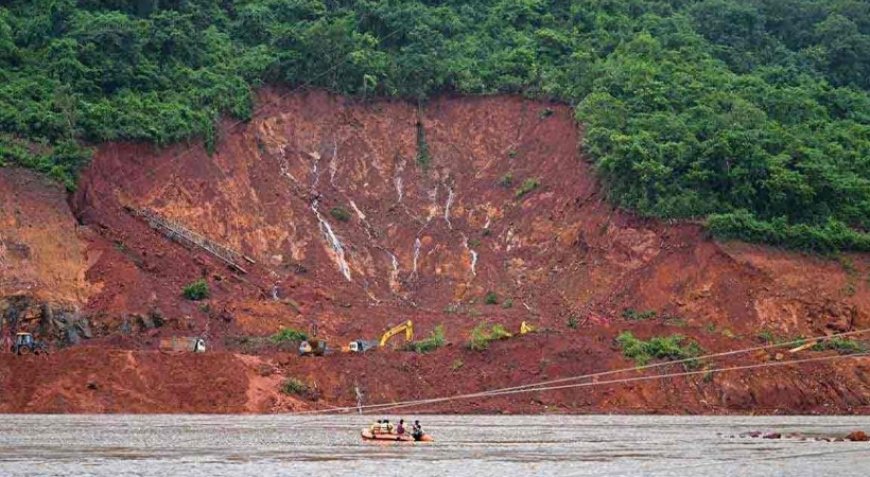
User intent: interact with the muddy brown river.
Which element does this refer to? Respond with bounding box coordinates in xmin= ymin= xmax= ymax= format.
xmin=0 ymin=415 xmax=868 ymax=476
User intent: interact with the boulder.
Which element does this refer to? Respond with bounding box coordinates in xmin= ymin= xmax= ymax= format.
xmin=119 ymin=317 xmax=132 ymax=335
xmin=66 ymin=326 xmax=80 ymax=345
xmin=763 ymin=432 xmax=781 ymax=439
xmin=148 ymin=309 xmax=165 ymax=328
xmin=76 ymin=319 xmax=93 ymax=339
xmin=846 ymin=431 xmax=869 ymax=442
xmin=135 ymin=313 xmax=155 ymax=330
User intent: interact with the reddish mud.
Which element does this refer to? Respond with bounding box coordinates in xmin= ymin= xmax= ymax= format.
xmin=1 ymin=89 xmax=869 ymax=413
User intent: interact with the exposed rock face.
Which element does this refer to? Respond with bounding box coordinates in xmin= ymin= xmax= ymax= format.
xmin=0 ymin=90 xmax=869 ymax=413
xmin=0 ymin=169 xmax=98 ymax=305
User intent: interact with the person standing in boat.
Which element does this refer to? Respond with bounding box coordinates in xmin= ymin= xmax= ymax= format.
xmin=412 ymin=420 xmax=423 ymax=441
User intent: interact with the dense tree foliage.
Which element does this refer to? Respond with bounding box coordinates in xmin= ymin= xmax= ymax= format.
xmin=1 ymin=1 xmax=869 ymax=251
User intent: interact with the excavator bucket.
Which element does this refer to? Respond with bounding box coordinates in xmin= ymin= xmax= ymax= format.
xmin=519 ymin=321 xmax=535 ymax=335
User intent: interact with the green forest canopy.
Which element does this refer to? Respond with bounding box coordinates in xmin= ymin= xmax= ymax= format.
xmin=1 ymin=0 xmax=869 ymax=252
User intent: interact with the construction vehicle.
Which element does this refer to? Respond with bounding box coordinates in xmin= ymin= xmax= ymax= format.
xmin=345 ymin=339 xmax=379 ymax=353
xmin=519 ymin=321 xmax=534 ymax=335
xmin=159 ymin=336 xmax=206 ymax=353
xmin=379 ymin=320 xmax=414 ymax=348
xmin=298 ymin=322 xmax=328 ymax=356
xmin=11 ymin=333 xmax=46 ymax=355
xmin=299 ymin=339 xmax=327 ymax=356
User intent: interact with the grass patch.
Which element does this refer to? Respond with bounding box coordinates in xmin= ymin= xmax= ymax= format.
xmin=621 ymin=308 xmax=657 ymax=321
xmin=468 ymin=323 xmax=512 ymax=351
xmin=567 ymin=314 xmax=579 ymax=329
xmin=451 ymin=359 xmax=464 ymax=371
xmin=271 ymin=328 xmax=308 ymax=343
xmin=484 ymin=291 xmax=499 ymax=305
xmin=405 ymin=325 xmax=446 ymax=353
xmin=757 ymin=329 xmax=775 ymax=344
xmin=501 ymin=298 xmax=513 ymax=309
xmin=330 ymin=206 xmax=351 ymax=222
xmin=756 ymin=330 xmax=809 ymax=347
xmin=515 ymin=178 xmax=540 ymax=198
xmin=812 ymin=338 xmax=866 ymax=354
xmin=182 ymin=279 xmax=209 ymax=301
xmin=280 ymin=377 xmax=309 ymax=396
xmin=499 ymin=172 xmax=514 ymax=187
xmin=616 ymin=332 xmax=703 ymax=369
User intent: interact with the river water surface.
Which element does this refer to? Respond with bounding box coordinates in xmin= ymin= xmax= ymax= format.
xmin=1 ymin=415 xmax=869 ymax=476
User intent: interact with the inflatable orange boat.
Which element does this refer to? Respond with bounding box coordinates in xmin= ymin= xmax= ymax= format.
xmin=360 ymin=429 xmax=434 ymax=442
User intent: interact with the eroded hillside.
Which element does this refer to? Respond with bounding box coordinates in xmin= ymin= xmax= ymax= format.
xmin=1 ymin=91 xmax=869 ymax=413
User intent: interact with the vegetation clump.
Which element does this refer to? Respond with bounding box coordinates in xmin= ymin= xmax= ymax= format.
xmin=182 ymin=279 xmax=209 ymax=301
xmin=468 ymin=323 xmax=512 ymax=351
xmin=484 ymin=291 xmax=499 ymax=305
xmin=514 ymin=178 xmax=540 ymax=198
xmin=329 ymin=206 xmax=351 ymax=222
xmin=499 ymin=173 xmax=514 ymax=187
xmin=271 ymin=328 xmax=308 ymax=343
xmin=812 ymin=338 xmax=866 ymax=354
xmin=616 ymin=332 xmax=703 ymax=369
xmin=405 ymin=325 xmax=446 ymax=353
xmin=757 ymin=329 xmax=776 ymax=344
xmin=622 ymin=308 xmax=657 ymax=321
xmin=280 ymin=377 xmax=309 ymax=396
xmin=567 ymin=314 xmax=580 ymax=329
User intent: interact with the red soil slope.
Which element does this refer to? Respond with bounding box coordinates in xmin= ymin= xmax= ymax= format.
xmin=1 ymin=90 xmax=868 ymax=413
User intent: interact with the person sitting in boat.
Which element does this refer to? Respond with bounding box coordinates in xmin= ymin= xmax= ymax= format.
xmin=384 ymin=420 xmax=394 ymax=434
xmin=396 ymin=419 xmax=406 ymax=435
xmin=371 ymin=420 xmax=382 ymax=435
xmin=412 ymin=420 xmax=423 ymax=441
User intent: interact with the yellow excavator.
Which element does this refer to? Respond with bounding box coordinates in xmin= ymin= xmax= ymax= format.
xmin=379 ymin=320 xmax=413 ymax=348
xmin=519 ymin=321 xmax=534 ymax=335
xmin=378 ymin=320 xmax=414 ymax=348
xmin=345 ymin=320 xmax=414 ymax=353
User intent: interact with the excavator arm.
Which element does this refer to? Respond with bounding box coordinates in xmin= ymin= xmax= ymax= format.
xmin=379 ymin=320 xmax=413 ymax=348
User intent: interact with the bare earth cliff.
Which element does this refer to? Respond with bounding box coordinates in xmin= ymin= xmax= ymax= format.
xmin=1 ymin=91 xmax=869 ymax=413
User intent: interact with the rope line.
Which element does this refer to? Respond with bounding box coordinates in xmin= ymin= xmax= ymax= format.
xmin=292 ymin=328 xmax=870 ymax=415
xmin=469 ymin=328 xmax=870 ymax=396
xmin=357 ymin=352 xmax=870 ymax=415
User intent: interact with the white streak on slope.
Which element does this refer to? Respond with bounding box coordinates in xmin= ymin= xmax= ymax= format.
xmin=311 ymin=199 xmax=352 ymax=281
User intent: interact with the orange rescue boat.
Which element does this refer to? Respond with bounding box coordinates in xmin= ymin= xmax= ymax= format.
xmin=360 ymin=428 xmax=434 ymax=442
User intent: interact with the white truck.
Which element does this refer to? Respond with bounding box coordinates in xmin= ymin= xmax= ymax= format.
xmin=159 ymin=336 xmax=206 ymax=353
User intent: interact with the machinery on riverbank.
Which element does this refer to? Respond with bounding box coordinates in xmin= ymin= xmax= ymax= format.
xmin=346 ymin=320 xmax=414 ymax=353
xmin=11 ymin=332 xmax=47 ymax=355
xmin=159 ymin=336 xmax=206 ymax=353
